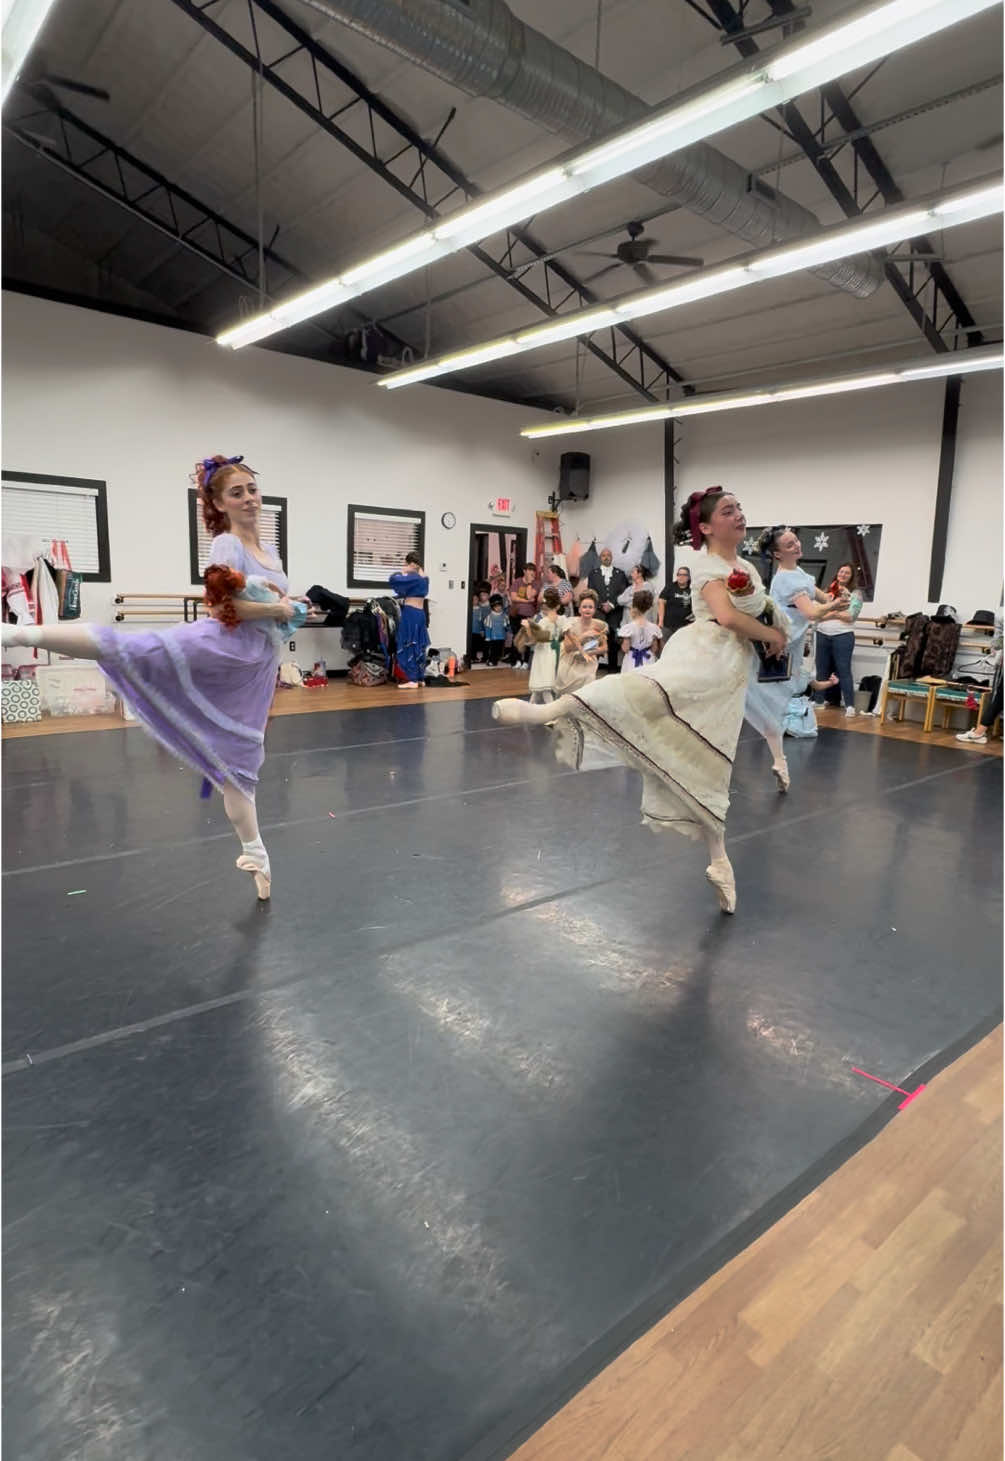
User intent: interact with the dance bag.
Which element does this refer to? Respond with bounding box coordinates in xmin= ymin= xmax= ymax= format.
xmin=783 ymin=696 xmax=818 ymax=738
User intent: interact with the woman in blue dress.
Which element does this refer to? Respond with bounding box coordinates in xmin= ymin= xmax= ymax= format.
xmin=745 ymin=525 xmax=849 ymax=791
xmin=389 ymin=552 xmax=430 ymax=688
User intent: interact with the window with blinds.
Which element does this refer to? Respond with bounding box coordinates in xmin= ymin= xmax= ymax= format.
xmin=1 ymin=471 xmax=110 ymax=581
xmin=187 ymin=490 xmax=287 ymax=583
xmin=347 ymin=504 xmax=426 ymax=589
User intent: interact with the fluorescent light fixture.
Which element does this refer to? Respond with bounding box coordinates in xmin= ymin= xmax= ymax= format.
xmin=2 ymin=0 xmax=60 ymax=105
xmin=431 ymin=169 xmax=570 ymax=245
xmin=215 ymin=0 xmax=999 ymax=349
xmin=519 ymin=346 xmax=1005 ymax=439
xmin=744 ymin=212 xmax=930 ymax=277
xmin=376 ymin=179 xmax=1002 ymax=390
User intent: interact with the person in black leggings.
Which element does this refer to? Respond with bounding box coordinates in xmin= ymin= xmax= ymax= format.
xmin=957 ymin=611 xmax=1002 ymax=745
xmin=957 ymin=678 xmax=1003 ymax=745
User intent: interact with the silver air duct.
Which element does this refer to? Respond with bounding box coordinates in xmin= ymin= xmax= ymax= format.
xmin=294 ymin=0 xmax=883 ymax=297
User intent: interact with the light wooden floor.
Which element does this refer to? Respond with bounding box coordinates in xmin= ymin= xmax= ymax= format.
xmin=513 ymin=1026 xmax=1003 ymax=1461
xmin=816 ymin=704 xmax=1003 ymax=757
xmin=3 ymin=668 xmax=1002 ymax=756
xmin=0 ymin=666 xmax=523 ymax=737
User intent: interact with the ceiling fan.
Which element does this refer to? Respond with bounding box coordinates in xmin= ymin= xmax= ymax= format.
xmin=577 ymin=221 xmax=703 ymax=287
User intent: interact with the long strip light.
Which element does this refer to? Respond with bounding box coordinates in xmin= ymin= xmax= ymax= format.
xmin=216 ymin=0 xmax=1000 ymax=350
xmin=375 ymin=179 xmax=1003 ymax=389
xmin=517 ymin=345 xmax=1005 ymax=439
xmin=2 ymin=0 xmax=60 ymax=105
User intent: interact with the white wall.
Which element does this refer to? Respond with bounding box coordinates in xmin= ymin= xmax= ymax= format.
xmin=1 ymin=291 xmax=562 ymax=654
xmin=549 ymin=375 xmax=1002 ymax=617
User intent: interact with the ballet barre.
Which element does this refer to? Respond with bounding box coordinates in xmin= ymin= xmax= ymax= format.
xmin=113 ymin=593 xmax=371 ymax=625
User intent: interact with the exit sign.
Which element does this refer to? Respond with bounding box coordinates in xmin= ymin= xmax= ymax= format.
xmin=490 ymin=496 xmax=514 ymax=517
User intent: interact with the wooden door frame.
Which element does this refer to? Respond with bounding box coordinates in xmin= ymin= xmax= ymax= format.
xmin=466 ymin=522 xmax=529 ymax=660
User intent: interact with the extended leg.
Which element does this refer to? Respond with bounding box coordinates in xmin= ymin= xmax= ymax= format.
xmin=2 ymin=623 xmax=102 ymax=658
xmin=494 ymin=693 xmax=574 ymax=725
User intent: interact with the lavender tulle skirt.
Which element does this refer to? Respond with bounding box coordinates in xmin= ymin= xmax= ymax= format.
xmin=94 ymin=619 xmax=279 ymax=800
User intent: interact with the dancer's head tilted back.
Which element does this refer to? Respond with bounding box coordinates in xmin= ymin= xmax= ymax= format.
xmin=193 ymin=455 xmax=259 ymax=537
xmin=674 ymin=487 xmax=746 ymax=558
xmin=757 ymin=525 xmax=801 ymax=575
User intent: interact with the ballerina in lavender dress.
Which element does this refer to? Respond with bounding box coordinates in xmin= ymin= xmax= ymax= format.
xmin=1 ymin=455 xmax=302 ymax=900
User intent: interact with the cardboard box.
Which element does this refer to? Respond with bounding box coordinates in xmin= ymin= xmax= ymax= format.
xmin=35 ymin=666 xmax=116 ymax=717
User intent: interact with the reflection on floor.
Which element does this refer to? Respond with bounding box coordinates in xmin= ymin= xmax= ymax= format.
xmin=3 ymin=696 xmax=1001 ymax=1461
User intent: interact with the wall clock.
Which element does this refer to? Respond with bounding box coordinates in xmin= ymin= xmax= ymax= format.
xmin=441 ymin=511 xmax=457 ymax=529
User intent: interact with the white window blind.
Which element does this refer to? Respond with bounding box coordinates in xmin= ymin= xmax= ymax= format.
xmin=351 ymin=511 xmax=422 ymax=581
xmin=2 ymin=479 xmax=101 ymax=573
xmin=195 ymin=502 xmax=285 ymax=576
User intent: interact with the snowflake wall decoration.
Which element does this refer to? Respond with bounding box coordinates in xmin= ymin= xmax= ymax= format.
xmin=742 ymin=538 xmax=756 ymax=555
xmin=856 ymin=524 xmax=872 ymax=537
xmin=813 ymin=532 xmax=830 ymax=552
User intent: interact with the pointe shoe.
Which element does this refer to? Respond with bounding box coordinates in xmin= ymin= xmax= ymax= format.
xmin=492 ymin=697 xmax=532 ymax=725
xmin=706 ymin=856 xmax=736 ymax=914
xmin=236 ymin=851 xmax=271 ymax=901
xmin=771 ymin=757 xmax=790 ymax=793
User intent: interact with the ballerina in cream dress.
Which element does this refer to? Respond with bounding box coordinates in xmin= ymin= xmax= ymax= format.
xmin=493 ymin=488 xmax=788 ymax=913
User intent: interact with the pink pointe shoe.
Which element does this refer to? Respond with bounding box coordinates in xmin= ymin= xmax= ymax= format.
xmin=771 ymin=757 xmax=790 ymax=793
xmin=236 ymin=850 xmax=271 ymax=901
xmin=706 ymin=857 xmax=736 ymax=914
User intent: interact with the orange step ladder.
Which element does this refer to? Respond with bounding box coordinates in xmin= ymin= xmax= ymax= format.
xmin=534 ymin=509 xmax=563 ymax=570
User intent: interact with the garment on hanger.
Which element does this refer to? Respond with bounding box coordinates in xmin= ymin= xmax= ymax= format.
xmin=577 ymin=539 xmax=600 ymax=579
xmin=639 ymin=536 xmax=661 ymax=577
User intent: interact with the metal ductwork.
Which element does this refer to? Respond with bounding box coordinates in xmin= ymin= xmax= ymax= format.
xmin=294 ymin=0 xmax=884 ymax=298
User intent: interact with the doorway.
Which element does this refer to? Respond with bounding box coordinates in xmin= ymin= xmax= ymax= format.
xmin=467 ymin=522 xmax=528 ymax=662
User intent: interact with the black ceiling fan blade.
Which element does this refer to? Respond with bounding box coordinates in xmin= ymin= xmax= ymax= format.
xmin=44 ymin=75 xmax=111 ymax=101
xmin=581 ymin=263 xmax=622 ymax=285
xmin=632 ymin=262 xmax=658 ymax=287
xmin=646 ymin=254 xmax=705 ymax=268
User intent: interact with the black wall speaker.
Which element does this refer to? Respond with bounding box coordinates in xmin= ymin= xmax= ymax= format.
xmin=559 ymin=451 xmax=591 ymax=502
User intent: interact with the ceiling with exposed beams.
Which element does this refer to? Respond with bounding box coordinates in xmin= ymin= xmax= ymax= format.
xmin=3 ymin=0 xmax=1002 ymax=413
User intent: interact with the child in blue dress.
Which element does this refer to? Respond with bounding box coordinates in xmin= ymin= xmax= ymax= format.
xmin=470 ymin=589 xmax=490 ymax=664
xmin=482 ymin=594 xmax=510 ymax=666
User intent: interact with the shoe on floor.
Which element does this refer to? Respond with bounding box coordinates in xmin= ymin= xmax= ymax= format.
xmin=845 ymin=706 xmax=857 ymax=718
xmin=957 ymin=728 xmax=988 ymax=744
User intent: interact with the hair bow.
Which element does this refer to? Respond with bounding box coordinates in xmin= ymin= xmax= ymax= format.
xmin=687 ymin=486 xmax=723 ymax=550
xmin=201 ymin=455 xmax=244 ymax=487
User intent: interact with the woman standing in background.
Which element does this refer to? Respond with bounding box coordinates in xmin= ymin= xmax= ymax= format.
xmin=814 ymin=563 xmax=864 ymax=717
xmin=658 ymin=566 xmax=694 ymax=642
xmin=390 ymin=552 xmax=430 ymax=689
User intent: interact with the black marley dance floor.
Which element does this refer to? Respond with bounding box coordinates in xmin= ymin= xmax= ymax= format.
xmin=3 ymin=699 xmax=1002 ymax=1461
